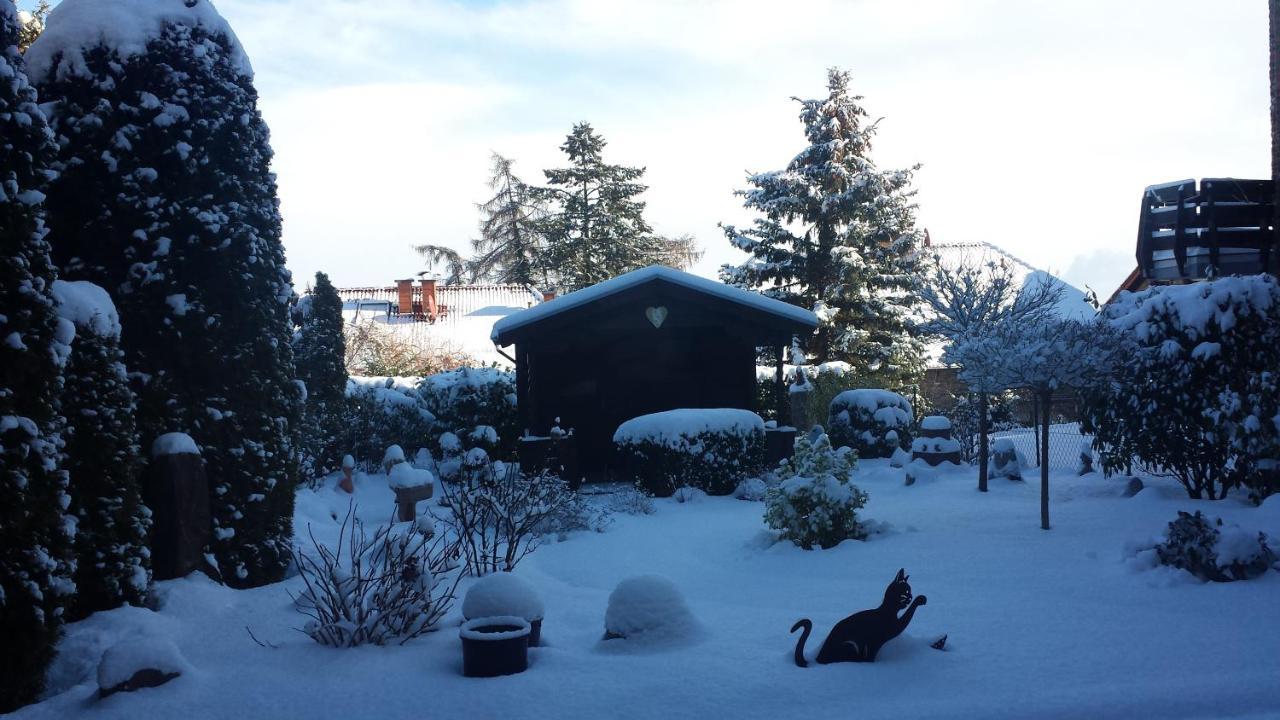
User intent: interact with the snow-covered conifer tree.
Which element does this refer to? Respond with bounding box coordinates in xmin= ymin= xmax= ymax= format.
xmin=534 ymin=123 xmax=666 ymax=291
xmin=51 ymin=280 xmax=150 ymax=620
xmin=721 ymin=68 xmax=924 ymax=387
xmin=30 ymin=0 xmax=301 ymax=587
xmin=293 ymin=272 xmax=348 ymax=477
xmin=0 ymin=2 xmax=75 ymax=708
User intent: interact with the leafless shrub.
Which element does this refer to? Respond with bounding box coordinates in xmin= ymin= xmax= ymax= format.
xmin=344 ymin=320 xmax=476 ymax=377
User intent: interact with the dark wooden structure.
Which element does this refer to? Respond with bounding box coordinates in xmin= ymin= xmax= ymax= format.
xmin=492 ymin=266 xmax=818 ymax=479
xmin=1136 ymin=178 xmax=1278 ymax=282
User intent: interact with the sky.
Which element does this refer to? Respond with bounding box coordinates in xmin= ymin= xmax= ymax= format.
xmin=21 ymin=0 xmax=1271 ymax=298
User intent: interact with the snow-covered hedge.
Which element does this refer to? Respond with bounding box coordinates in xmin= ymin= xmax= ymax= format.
xmin=1085 ymin=275 xmax=1280 ymax=502
xmin=613 ymin=409 xmax=766 ymax=497
xmin=418 ymin=367 xmax=518 ymax=460
xmin=1151 ymin=511 xmax=1276 ymax=583
xmin=764 ymin=428 xmax=867 ymax=549
xmin=828 ymin=389 xmax=913 ymax=458
xmin=341 ymin=377 xmax=435 ymax=468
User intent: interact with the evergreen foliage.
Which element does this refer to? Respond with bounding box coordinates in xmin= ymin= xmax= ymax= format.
xmin=0 ymin=4 xmax=74 ymax=707
xmin=764 ymin=428 xmax=866 ymax=550
xmin=34 ymin=5 xmax=301 ymax=587
xmin=720 ymin=68 xmax=924 ymax=386
xmin=1153 ymin=511 xmax=1276 ymax=583
xmin=51 ymin=281 xmax=150 ymax=621
xmin=15 ymin=0 xmax=46 ymax=53
xmin=534 ymin=122 xmax=667 ymax=291
xmin=294 ymin=272 xmax=348 ymax=477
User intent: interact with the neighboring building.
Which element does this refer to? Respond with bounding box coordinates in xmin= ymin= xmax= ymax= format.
xmin=491 ymin=265 xmax=818 ymax=479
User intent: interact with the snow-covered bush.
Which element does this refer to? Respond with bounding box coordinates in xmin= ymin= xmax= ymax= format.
xmin=828 ymin=389 xmax=913 ymax=458
xmin=603 ymin=575 xmax=699 ymax=642
xmin=1152 ymin=511 xmax=1276 ymax=583
xmin=1085 ymin=276 xmax=1280 ymax=501
xmin=51 ymin=280 xmax=150 ymax=620
xmin=293 ymin=273 xmax=348 ymax=479
xmin=606 ymin=486 xmax=656 ymax=516
xmin=942 ymin=391 xmax=1020 ymax=464
xmin=437 ymin=460 xmax=582 ymax=576
xmin=419 ymin=367 xmax=518 ymax=460
xmin=764 ymin=428 xmax=868 ymax=549
xmin=341 ymin=377 xmax=435 ymax=469
xmin=733 ymin=477 xmax=769 ymax=501
xmin=991 ymin=437 xmax=1023 ymax=481
xmin=462 ymin=573 xmax=544 ymax=624
xmin=613 ymin=409 xmax=766 ymax=497
xmin=290 ymin=508 xmax=461 ymax=647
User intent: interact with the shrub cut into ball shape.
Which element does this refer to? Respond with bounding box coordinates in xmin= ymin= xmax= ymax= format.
xmin=463 ymin=573 xmax=545 ymax=624
xmin=828 ymin=389 xmax=913 ymax=458
xmin=604 ymin=575 xmax=698 ymax=642
xmin=613 ymin=408 xmax=766 ymax=497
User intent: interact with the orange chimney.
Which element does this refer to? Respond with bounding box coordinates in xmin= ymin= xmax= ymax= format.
xmin=421 ymin=278 xmax=438 ymax=321
xmin=395 ymin=279 xmax=414 ymax=315
xmin=541 ymin=289 xmax=556 ymax=303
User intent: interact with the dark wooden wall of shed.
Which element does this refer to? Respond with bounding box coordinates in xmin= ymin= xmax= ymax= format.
xmin=517 ymin=288 xmax=767 ymax=478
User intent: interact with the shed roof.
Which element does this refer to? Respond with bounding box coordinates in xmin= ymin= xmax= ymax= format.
xmin=491 ymin=265 xmax=819 ymax=346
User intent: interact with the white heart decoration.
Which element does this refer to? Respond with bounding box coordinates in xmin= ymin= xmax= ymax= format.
xmin=645 ymin=306 xmax=668 ymax=329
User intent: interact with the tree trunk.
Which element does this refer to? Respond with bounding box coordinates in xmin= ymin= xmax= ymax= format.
xmin=1272 ymin=0 xmax=1279 ymax=273
xmin=977 ymin=392 xmax=990 ymax=492
xmin=1040 ymin=390 xmax=1051 ymax=530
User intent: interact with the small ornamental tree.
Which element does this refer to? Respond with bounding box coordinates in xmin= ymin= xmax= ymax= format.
xmin=294 ymin=272 xmax=348 ymax=477
xmin=51 ymin=280 xmax=150 ymax=620
xmin=0 ymin=3 xmax=74 ymax=708
xmin=764 ymin=429 xmax=867 ymax=549
xmin=1084 ymin=276 xmax=1280 ymax=502
xmin=720 ymin=68 xmax=924 ymax=387
xmin=31 ymin=0 xmax=302 ymax=587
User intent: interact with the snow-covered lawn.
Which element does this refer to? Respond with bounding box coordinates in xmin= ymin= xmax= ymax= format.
xmin=19 ymin=463 xmax=1280 ymax=720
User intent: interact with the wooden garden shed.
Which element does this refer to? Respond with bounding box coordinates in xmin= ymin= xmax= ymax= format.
xmin=491 ymin=266 xmax=819 ymax=479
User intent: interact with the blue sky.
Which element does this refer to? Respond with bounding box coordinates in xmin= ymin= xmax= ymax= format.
xmin=22 ymin=0 xmax=1271 ymax=298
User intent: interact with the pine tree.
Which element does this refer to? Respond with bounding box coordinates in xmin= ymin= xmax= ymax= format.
xmin=721 ymin=68 xmax=924 ymax=387
xmin=0 ymin=2 xmax=75 ymax=708
xmin=51 ymin=281 xmax=151 ymax=621
xmin=31 ymin=0 xmax=301 ymax=588
xmin=534 ymin=122 xmax=666 ymax=291
xmin=294 ymin=272 xmax=348 ymax=477
xmin=470 ymin=152 xmax=547 ymax=286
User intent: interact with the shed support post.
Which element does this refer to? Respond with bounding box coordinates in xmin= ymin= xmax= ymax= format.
xmin=774 ymin=345 xmax=785 ymax=425
xmin=516 ymin=344 xmax=529 ymax=436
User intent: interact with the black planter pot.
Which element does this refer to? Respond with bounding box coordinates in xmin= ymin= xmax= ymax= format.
xmin=461 ymin=615 xmax=542 ymax=647
xmin=460 ymin=616 xmax=530 ymax=678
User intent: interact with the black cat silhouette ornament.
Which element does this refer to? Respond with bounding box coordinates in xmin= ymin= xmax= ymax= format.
xmin=791 ymin=568 xmax=928 ymax=666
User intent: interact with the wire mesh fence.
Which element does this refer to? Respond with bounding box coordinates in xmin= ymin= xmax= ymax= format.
xmin=988 ymin=423 xmax=1091 ymax=471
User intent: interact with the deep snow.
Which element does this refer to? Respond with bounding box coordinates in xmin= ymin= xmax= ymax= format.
xmin=17 ymin=462 xmax=1280 ymax=720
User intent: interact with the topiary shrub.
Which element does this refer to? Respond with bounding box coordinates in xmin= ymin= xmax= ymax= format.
xmin=764 ymin=428 xmax=867 ymax=549
xmin=613 ymin=409 xmax=766 ymax=497
xmin=1154 ymin=511 xmax=1276 ymax=582
xmin=828 ymin=389 xmax=913 ymax=458
xmin=418 ymin=367 xmax=518 ymax=460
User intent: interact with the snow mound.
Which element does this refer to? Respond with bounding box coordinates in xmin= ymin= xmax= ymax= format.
xmin=51 ymin=279 xmax=120 ymax=339
xmin=26 ymin=0 xmax=252 ymax=83
xmin=387 ymin=462 xmax=432 ymax=491
xmin=463 ymin=573 xmax=545 ymax=622
xmin=382 ymin=444 xmax=405 ymax=467
xmin=920 ymin=416 xmax=951 ymax=431
xmin=96 ymin=634 xmax=189 ymax=692
xmin=604 ymin=574 xmax=699 ymax=643
xmin=613 ymin=408 xmax=764 ymax=446
xmin=890 ymin=447 xmax=912 ymax=468
xmin=733 ymin=477 xmax=768 ymax=501
xmin=151 ymin=432 xmax=198 ymax=457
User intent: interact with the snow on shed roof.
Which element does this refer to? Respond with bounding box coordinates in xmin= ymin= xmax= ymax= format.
xmin=490 ymin=265 xmax=819 ymax=345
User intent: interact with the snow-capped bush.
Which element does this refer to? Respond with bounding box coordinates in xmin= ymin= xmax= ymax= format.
xmin=419 ymin=367 xmax=518 ymax=460
xmin=828 ymin=389 xmax=913 ymax=458
xmin=603 ymin=575 xmax=699 ymax=642
xmin=382 ymin=444 xmax=406 ymax=472
xmin=733 ymin=477 xmax=769 ymax=501
xmin=606 ymin=486 xmax=656 ymax=516
xmin=341 ymin=378 xmax=435 ymax=469
xmin=96 ymin=635 xmax=189 ymax=696
xmin=613 ymin=409 xmax=766 ymax=497
xmin=764 ymin=428 xmax=868 ymax=549
xmin=462 ymin=573 xmax=544 ymax=623
xmin=941 ymin=391 xmax=1021 ymax=464
xmin=991 ymin=438 xmax=1023 ymax=481
xmin=1085 ymin=275 xmax=1280 ymax=502
xmin=1152 ymin=511 xmax=1276 ymax=583
xmin=291 ymin=508 xmax=460 ymax=647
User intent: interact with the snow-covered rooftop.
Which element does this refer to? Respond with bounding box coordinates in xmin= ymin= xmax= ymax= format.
xmin=491 ymin=265 xmax=819 ymax=345
xmin=26 ymin=0 xmax=251 ymax=82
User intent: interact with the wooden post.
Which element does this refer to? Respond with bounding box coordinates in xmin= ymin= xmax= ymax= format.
xmin=516 ymin=344 xmax=530 ymax=436
xmin=774 ymin=345 xmax=785 ymax=425
xmin=1272 ymin=0 xmax=1280 ymax=273
xmin=1040 ymin=389 xmax=1052 ymax=531
xmin=977 ymin=392 xmax=990 ymax=493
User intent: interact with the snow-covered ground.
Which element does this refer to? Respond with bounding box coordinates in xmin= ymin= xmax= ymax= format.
xmin=19 ymin=462 xmax=1280 ymax=720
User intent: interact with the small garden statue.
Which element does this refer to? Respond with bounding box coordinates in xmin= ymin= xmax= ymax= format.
xmin=789 ymin=569 xmax=939 ymax=666
xmin=339 ymin=454 xmax=355 ymax=494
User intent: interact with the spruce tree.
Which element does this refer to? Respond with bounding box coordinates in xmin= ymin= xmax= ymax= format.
xmin=51 ymin=280 xmax=150 ymax=620
xmin=294 ymin=272 xmax=348 ymax=477
xmin=0 ymin=2 xmax=74 ymax=709
xmin=535 ymin=122 xmax=666 ymax=291
xmin=721 ymin=68 xmax=924 ymax=387
xmin=31 ymin=0 xmax=301 ymax=588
